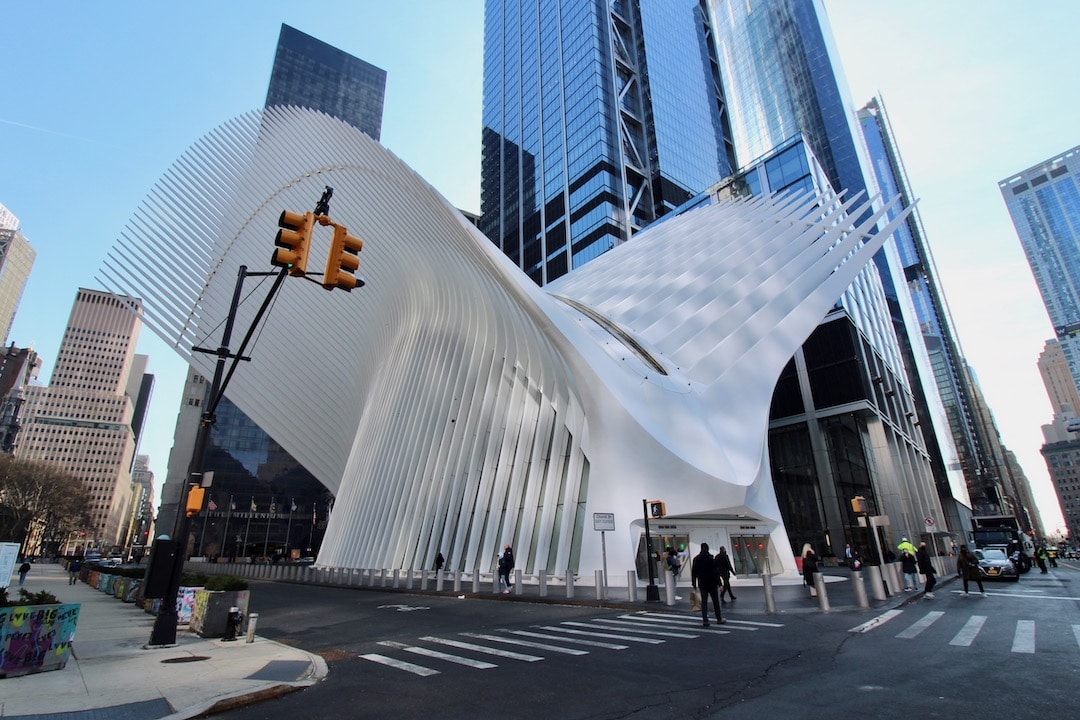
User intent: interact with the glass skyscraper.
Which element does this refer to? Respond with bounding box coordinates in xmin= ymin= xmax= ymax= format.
xmin=481 ymin=0 xmax=965 ymax=560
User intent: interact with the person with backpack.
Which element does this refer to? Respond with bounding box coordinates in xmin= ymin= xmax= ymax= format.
xmin=900 ymin=546 xmax=919 ymax=591
xmin=956 ymin=545 xmax=985 ymax=596
xmin=691 ymin=543 xmax=725 ymax=627
xmin=714 ymin=546 xmax=736 ymax=603
xmin=18 ymin=559 xmax=31 ymax=586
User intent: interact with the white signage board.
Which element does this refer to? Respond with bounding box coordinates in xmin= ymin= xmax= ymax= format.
xmin=0 ymin=542 xmax=20 ymax=589
xmin=593 ymin=512 xmax=615 ymax=532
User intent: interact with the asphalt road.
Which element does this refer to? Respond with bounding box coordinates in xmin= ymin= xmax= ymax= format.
xmin=217 ymin=561 xmax=1080 ymax=720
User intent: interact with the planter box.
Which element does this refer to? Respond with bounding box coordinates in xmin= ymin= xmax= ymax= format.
xmin=190 ymin=590 xmax=250 ymax=638
xmin=0 ymin=603 xmax=80 ymax=678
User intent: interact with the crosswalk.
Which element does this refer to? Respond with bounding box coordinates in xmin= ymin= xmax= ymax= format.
xmin=849 ymin=609 xmax=1080 ymax=655
xmin=358 ymin=611 xmax=784 ymax=677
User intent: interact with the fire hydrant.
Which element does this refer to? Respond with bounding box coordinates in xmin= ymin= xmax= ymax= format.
xmin=223 ymin=606 xmax=243 ymax=642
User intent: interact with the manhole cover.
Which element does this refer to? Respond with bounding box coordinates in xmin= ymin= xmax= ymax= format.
xmin=161 ymin=655 xmax=212 ymax=664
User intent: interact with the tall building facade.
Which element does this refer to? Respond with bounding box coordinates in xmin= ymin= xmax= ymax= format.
xmin=0 ymin=203 xmax=36 ymax=345
xmin=14 ymin=289 xmax=152 ymax=551
xmin=479 ymin=0 xmax=962 ymax=560
xmin=266 ymin=24 xmax=386 ymax=140
xmin=157 ymin=25 xmax=386 ymax=558
xmin=0 ymin=344 xmax=41 ymax=454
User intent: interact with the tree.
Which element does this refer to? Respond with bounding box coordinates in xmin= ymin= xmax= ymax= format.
xmin=0 ymin=455 xmax=92 ymax=555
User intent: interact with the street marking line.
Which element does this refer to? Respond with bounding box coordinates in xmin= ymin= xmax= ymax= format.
xmin=378 ymin=640 xmax=497 ymax=668
xmin=587 ymin=618 xmax=702 ymax=637
xmin=1074 ymin=625 xmax=1080 ymax=649
xmin=636 ymin=612 xmax=782 ymax=627
xmin=359 ymin=653 xmax=440 ymax=676
xmin=895 ymin=611 xmax=944 ymax=639
xmin=1011 ymin=620 xmax=1035 ymax=654
xmin=848 ymin=609 xmax=902 ymax=634
xmin=462 ymin=632 xmax=589 ymax=655
xmin=949 ymin=615 xmax=986 ymax=647
xmin=540 ymin=624 xmax=664 ymax=644
xmin=419 ymin=636 xmax=544 ymax=662
xmin=508 ymin=630 xmax=628 ymax=650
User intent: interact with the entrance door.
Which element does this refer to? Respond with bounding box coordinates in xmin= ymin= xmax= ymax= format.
xmin=730 ymin=535 xmax=771 ymax=575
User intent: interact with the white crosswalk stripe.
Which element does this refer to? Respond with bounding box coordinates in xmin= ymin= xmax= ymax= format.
xmin=949 ymin=615 xmax=986 ymax=647
xmin=541 ymin=623 xmax=666 ymax=643
xmin=586 ymin=618 xmax=704 ymax=637
xmin=359 ymin=653 xmax=440 ymax=676
xmin=895 ymin=611 xmax=944 ymax=639
xmin=461 ymin=632 xmax=590 ymax=655
xmin=1011 ymin=620 xmax=1035 ymax=654
xmin=418 ymin=636 xmax=544 ymax=661
xmin=508 ymin=629 xmax=629 ymax=649
xmin=377 ymin=640 xmax=497 ymax=668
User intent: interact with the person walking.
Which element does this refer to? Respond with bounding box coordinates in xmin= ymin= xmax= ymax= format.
xmin=900 ymin=544 xmax=919 ymax=591
xmin=434 ymin=552 xmax=445 ymax=572
xmin=801 ymin=543 xmax=820 ymax=597
xmin=498 ymin=544 xmax=514 ymax=593
xmin=956 ymin=545 xmax=985 ymax=596
xmin=1035 ymin=545 xmax=1049 ymax=573
xmin=714 ymin=546 xmax=736 ymax=602
xmin=691 ymin=543 xmax=725 ymax=626
xmin=916 ymin=540 xmax=936 ymax=598
xmin=18 ymin=559 xmax=31 ymax=586
xmin=68 ymin=557 xmax=83 ymax=585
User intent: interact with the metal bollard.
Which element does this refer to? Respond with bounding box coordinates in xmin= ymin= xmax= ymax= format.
xmin=595 ymin=569 xmax=605 ymax=600
xmin=566 ymin=572 xmax=575 ymax=599
xmin=866 ymin=564 xmax=887 ymax=600
xmin=762 ymin=572 xmax=776 ymax=613
xmin=539 ymin=571 xmax=548 ymax=597
xmin=472 ymin=568 xmax=481 ymax=593
xmin=420 ymin=569 xmax=427 ymax=590
xmin=813 ymin=572 xmax=830 ymax=612
xmin=663 ymin=568 xmax=676 ymax=606
xmin=453 ymin=571 xmax=462 ymax=593
xmin=245 ymin=612 xmax=259 ymax=643
xmin=852 ymin=569 xmax=869 ymax=608
xmin=514 ymin=569 xmax=523 ymax=596
xmin=380 ymin=568 xmax=388 ymax=587
xmin=493 ymin=569 xmax=501 ymax=594
xmin=393 ymin=569 xmax=401 ymax=589
xmin=627 ymin=570 xmax=638 ymax=603
xmin=436 ymin=569 xmax=445 ymax=592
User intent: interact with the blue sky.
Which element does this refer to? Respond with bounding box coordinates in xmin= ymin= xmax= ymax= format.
xmin=2 ymin=1 xmax=1077 ymax=534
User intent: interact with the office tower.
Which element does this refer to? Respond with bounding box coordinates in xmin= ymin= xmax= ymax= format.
xmin=1039 ymin=339 xmax=1080 ymax=419
xmin=480 ymin=0 xmax=960 ymax=560
xmin=0 ymin=204 xmax=36 ymax=345
xmin=156 ymin=25 xmax=383 ymax=557
xmin=1040 ymin=340 xmax=1080 ymax=540
xmin=266 ymin=24 xmax=386 ymax=141
xmin=0 ymin=344 xmax=41 ymax=454
xmin=479 ymin=0 xmax=735 ymax=284
xmin=14 ymin=289 xmax=150 ymax=551
xmin=128 ymin=454 xmax=156 ymax=556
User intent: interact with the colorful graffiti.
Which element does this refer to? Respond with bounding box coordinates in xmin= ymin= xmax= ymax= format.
xmin=0 ymin=603 xmax=80 ymax=678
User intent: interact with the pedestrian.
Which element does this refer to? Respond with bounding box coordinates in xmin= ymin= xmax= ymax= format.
xmin=897 ymin=536 xmax=917 ymax=559
xmin=900 ymin=545 xmax=918 ymax=591
xmin=691 ymin=542 xmax=725 ymax=626
xmin=676 ymin=544 xmax=689 ymax=578
xmin=916 ymin=540 xmax=936 ymax=598
xmin=498 ymin=544 xmax=514 ymax=593
xmin=18 ymin=559 xmax=31 ymax=586
xmin=665 ymin=546 xmax=681 ymax=576
xmin=801 ymin=543 xmax=820 ymax=597
xmin=434 ymin=552 xmax=445 ymax=572
xmin=956 ymin=545 xmax=985 ymax=596
xmin=714 ymin=546 xmax=736 ymax=602
xmin=68 ymin=557 xmax=83 ymax=585
xmin=1035 ymin=545 xmax=1048 ymax=573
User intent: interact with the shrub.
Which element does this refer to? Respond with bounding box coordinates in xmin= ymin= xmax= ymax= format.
xmin=0 ymin=587 xmax=62 ymax=607
xmin=178 ymin=573 xmax=247 ymax=591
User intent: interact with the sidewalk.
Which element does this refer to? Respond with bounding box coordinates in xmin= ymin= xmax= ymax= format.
xmin=2 ymin=562 xmax=327 ymax=720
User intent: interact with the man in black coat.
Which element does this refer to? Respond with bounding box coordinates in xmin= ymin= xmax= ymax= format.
xmin=691 ymin=543 xmax=725 ymax=626
xmin=916 ymin=541 xmax=937 ymax=598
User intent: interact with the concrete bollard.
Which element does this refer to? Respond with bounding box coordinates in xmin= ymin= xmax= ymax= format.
xmin=566 ymin=572 xmax=575 ymax=599
xmin=436 ymin=570 xmax=445 ymax=592
xmin=245 ymin=613 xmax=259 ymax=643
xmin=595 ymin=569 xmax=605 ymax=600
xmin=392 ymin=569 xmax=401 ymax=589
xmin=884 ymin=563 xmax=900 ymax=595
xmin=627 ymin=570 xmax=638 ymax=603
xmin=663 ymin=568 xmax=676 ymax=606
xmin=866 ymin=564 xmax=887 ymax=600
xmin=406 ymin=569 xmax=414 ymax=590
xmin=539 ymin=571 xmax=548 ymax=597
xmin=493 ymin=570 xmax=501 ymax=594
xmin=420 ymin=569 xmax=427 ymax=590
xmin=514 ymin=569 xmax=523 ymax=596
xmin=453 ymin=571 xmax=462 ymax=593
xmin=472 ymin=568 xmax=481 ymax=593
xmin=762 ymin=572 xmax=776 ymax=613
xmin=852 ymin=569 xmax=869 ymax=608
xmin=813 ymin=572 xmax=830 ymax=612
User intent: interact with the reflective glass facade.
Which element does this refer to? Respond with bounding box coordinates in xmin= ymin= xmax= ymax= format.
xmin=480 ymin=0 xmax=734 ymax=285
xmin=266 ymin=24 xmax=386 ymax=140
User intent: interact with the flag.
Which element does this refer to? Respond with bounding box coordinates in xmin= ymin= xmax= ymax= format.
xmin=230 ymin=498 xmax=236 ymax=511
xmin=207 ymin=499 xmax=218 ymax=512
xmin=291 ymin=500 xmax=297 ymax=513
xmin=270 ymin=500 xmax=277 ymax=514
xmin=250 ymin=498 xmax=257 ymax=513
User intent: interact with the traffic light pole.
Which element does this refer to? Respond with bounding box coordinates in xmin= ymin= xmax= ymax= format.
xmin=148 ymin=263 xmax=288 ymax=646
xmin=642 ymin=499 xmax=660 ymax=602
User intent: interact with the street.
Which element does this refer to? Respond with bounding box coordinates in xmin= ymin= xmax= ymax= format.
xmin=216 ymin=561 xmax=1080 ymax=719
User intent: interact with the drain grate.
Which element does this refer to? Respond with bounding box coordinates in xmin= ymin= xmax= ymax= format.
xmin=161 ymin=655 xmax=212 ymax=664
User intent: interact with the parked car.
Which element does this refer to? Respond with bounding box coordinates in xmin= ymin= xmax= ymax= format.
xmin=974 ymin=547 xmax=1020 ymax=582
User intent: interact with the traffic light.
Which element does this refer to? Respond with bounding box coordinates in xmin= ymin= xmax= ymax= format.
xmin=648 ymin=500 xmax=666 ymax=519
xmin=271 ymin=210 xmax=314 ymax=276
xmin=185 ymin=485 xmax=205 ymax=517
xmin=323 ymin=223 xmax=364 ymax=291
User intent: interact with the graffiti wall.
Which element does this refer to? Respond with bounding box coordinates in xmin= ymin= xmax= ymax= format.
xmin=0 ymin=603 xmax=80 ymax=678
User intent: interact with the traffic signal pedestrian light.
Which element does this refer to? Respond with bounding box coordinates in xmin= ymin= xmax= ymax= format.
xmin=271 ymin=210 xmax=314 ymax=276
xmin=648 ymin=500 xmax=666 ymax=519
xmin=185 ymin=485 xmax=206 ymax=517
xmin=323 ymin=223 xmax=364 ymax=291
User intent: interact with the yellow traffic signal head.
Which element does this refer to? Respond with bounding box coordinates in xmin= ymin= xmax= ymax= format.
xmin=185 ymin=485 xmax=206 ymax=517
xmin=272 ymin=210 xmax=314 ymax=276
xmin=323 ymin=223 xmax=364 ymax=291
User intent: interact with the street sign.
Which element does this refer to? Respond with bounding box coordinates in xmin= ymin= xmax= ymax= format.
xmin=924 ymin=516 xmax=936 ymax=532
xmin=593 ymin=512 xmax=615 ymax=531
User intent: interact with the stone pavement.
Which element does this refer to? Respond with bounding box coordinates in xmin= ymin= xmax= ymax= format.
xmin=1 ymin=561 xmax=327 ymax=720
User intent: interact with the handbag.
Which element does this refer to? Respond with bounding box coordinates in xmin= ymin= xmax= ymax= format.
xmin=690 ymin=589 xmax=701 ymax=611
